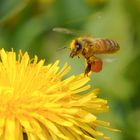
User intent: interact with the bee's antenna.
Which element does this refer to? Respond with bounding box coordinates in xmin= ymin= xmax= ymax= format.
xmin=56 ymin=46 xmax=67 ymax=52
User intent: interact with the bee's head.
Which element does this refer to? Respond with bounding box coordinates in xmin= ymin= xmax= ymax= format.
xmin=69 ymin=38 xmax=83 ymax=58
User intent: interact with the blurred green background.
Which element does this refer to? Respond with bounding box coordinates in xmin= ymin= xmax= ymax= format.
xmin=0 ymin=0 xmax=140 ymax=139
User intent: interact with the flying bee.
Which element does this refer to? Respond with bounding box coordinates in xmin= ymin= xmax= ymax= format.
xmin=69 ymin=37 xmax=120 ymax=75
xmin=53 ymin=27 xmax=120 ymax=75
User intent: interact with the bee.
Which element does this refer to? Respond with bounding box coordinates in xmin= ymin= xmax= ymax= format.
xmin=53 ymin=28 xmax=120 ymax=75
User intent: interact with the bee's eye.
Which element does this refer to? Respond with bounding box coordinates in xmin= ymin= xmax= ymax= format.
xmin=76 ymin=43 xmax=82 ymax=51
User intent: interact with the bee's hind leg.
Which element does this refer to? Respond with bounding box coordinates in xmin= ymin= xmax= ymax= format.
xmin=84 ymin=63 xmax=91 ymax=76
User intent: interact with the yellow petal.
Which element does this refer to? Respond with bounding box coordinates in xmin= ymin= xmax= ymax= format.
xmin=32 ymin=113 xmax=69 ymax=140
xmin=4 ymin=117 xmax=23 ymax=140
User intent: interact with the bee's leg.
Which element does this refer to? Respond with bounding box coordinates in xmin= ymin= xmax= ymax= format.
xmin=87 ymin=56 xmax=95 ymax=64
xmin=84 ymin=56 xmax=96 ymax=76
xmin=84 ymin=63 xmax=91 ymax=76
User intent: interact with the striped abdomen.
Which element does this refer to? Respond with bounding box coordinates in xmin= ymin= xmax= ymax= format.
xmin=92 ymin=38 xmax=120 ymax=54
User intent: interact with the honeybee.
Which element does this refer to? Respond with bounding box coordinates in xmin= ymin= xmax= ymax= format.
xmin=53 ymin=28 xmax=120 ymax=75
xmin=69 ymin=37 xmax=120 ymax=75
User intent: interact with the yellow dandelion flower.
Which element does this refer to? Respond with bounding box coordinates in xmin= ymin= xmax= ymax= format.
xmin=0 ymin=48 xmax=117 ymax=140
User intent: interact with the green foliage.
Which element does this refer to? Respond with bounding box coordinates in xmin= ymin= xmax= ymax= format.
xmin=0 ymin=0 xmax=139 ymax=140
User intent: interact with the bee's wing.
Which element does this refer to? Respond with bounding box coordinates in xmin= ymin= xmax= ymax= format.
xmin=52 ymin=27 xmax=77 ymax=36
xmin=52 ymin=27 xmax=90 ymax=37
xmin=95 ymin=54 xmax=118 ymax=63
xmin=103 ymin=57 xmax=118 ymax=63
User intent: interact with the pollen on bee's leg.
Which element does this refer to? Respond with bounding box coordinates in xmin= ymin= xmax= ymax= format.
xmin=91 ymin=59 xmax=103 ymax=72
